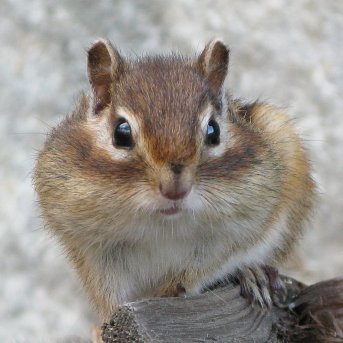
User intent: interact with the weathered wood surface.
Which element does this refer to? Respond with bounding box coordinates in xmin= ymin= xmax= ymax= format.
xmin=101 ymin=277 xmax=343 ymax=342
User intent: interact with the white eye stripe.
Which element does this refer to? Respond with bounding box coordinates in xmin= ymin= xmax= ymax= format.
xmin=200 ymin=104 xmax=215 ymax=133
xmin=86 ymin=108 xmax=131 ymax=160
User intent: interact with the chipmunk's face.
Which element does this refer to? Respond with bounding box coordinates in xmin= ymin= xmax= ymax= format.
xmin=84 ymin=39 xmax=233 ymax=222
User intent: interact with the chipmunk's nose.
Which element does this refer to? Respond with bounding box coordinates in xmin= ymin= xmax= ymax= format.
xmin=158 ymin=163 xmax=192 ymax=200
xmin=159 ymin=183 xmax=191 ymax=200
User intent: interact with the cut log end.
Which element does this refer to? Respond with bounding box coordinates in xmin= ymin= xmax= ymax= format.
xmin=101 ymin=277 xmax=343 ymax=342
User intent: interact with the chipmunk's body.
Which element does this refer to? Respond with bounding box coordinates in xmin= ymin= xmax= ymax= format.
xmin=34 ymin=39 xmax=315 ymax=319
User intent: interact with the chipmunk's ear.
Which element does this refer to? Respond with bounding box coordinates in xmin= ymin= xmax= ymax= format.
xmin=87 ymin=39 xmax=124 ymax=114
xmin=196 ymin=39 xmax=229 ymax=96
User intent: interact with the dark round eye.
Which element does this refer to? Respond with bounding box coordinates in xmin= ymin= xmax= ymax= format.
xmin=205 ymin=119 xmax=220 ymax=146
xmin=113 ymin=119 xmax=133 ymax=148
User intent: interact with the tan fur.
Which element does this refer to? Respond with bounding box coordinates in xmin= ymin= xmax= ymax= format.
xmin=33 ymin=39 xmax=315 ymax=320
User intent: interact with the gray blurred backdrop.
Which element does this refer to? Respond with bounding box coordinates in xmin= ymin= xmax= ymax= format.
xmin=0 ymin=0 xmax=342 ymax=341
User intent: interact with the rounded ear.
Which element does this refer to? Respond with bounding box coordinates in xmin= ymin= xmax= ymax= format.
xmin=87 ymin=39 xmax=124 ymax=114
xmin=196 ymin=39 xmax=230 ymax=96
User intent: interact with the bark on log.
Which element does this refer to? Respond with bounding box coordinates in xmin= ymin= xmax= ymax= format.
xmin=101 ymin=277 xmax=343 ymax=342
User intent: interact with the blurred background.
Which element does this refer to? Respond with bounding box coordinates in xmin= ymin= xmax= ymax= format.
xmin=0 ymin=0 xmax=342 ymax=341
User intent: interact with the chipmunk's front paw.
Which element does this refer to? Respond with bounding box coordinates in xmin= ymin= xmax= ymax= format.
xmin=235 ymin=265 xmax=285 ymax=309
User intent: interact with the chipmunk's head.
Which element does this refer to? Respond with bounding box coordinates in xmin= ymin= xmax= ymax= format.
xmin=83 ymin=39 xmax=231 ymax=218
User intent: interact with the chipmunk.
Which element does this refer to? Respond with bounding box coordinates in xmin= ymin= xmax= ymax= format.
xmin=34 ymin=38 xmax=315 ymax=320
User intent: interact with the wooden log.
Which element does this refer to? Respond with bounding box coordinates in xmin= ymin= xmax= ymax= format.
xmin=101 ymin=277 xmax=343 ymax=342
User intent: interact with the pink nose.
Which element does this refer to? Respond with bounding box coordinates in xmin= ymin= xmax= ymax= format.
xmin=159 ymin=184 xmax=191 ymax=200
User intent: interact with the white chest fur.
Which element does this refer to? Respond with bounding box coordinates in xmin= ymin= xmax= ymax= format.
xmin=84 ymin=208 xmax=288 ymax=305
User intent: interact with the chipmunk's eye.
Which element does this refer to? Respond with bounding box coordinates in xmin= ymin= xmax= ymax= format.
xmin=113 ymin=119 xmax=133 ymax=148
xmin=205 ymin=119 xmax=220 ymax=146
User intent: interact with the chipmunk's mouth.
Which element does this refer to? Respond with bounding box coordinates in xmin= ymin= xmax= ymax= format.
xmin=158 ymin=204 xmax=182 ymax=216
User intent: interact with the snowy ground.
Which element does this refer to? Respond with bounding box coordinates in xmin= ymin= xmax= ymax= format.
xmin=0 ymin=0 xmax=342 ymax=341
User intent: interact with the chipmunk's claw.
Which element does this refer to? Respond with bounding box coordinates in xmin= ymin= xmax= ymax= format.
xmin=235 ymin=265 xmax=285 ymax=309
